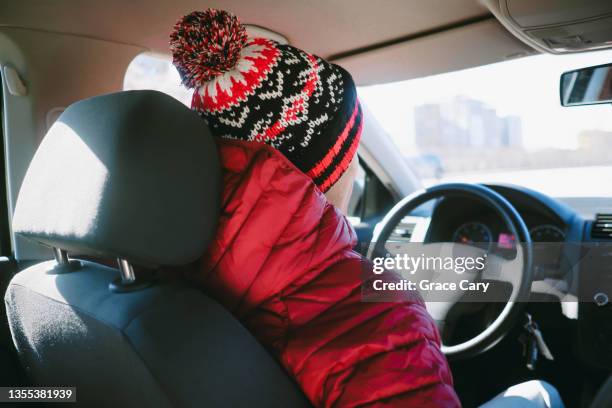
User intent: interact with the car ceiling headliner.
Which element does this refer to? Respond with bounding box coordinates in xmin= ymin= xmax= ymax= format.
xmin=1 ymin=0 xmax=490 ymax=59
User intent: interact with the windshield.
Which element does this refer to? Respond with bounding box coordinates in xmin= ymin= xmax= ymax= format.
xmin=358 ymin=49 xmax=612 ymax=199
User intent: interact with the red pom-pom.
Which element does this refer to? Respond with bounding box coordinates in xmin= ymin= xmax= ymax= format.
xmin=170 ymin=9 xmax=248 ymax=89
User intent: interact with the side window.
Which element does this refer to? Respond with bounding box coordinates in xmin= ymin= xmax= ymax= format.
xmin=348 ymin=158 xmax=395 ymax=222
xmin=348 ymin=159 xmax=395 ymax=253
xmin=124 ymin=53 xmax=190 ymax=105
xmin=347 ymin=161 xmax=366 ymax=219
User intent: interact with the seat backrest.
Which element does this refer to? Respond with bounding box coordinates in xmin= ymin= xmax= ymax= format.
xmin=4 ymin=91 xmax=310 ymax=407
xmin=6 ymin=261 xmax=309 ymax=407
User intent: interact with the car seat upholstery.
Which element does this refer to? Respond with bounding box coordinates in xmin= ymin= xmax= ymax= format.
xmin=4 ymin=91 xmax=310 ymax=407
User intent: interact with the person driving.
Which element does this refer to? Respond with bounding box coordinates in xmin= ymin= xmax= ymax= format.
xmin=169 ymin=9 xmax=564 ymax=408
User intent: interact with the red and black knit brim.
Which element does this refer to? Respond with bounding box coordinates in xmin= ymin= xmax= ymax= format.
xmin=306 ymin=94 xmax=363 ymax=192
xmin=171 ymin=10 xmax=362 ymax=192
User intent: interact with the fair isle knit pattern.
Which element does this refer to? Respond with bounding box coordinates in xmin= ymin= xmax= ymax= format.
xmin=171 ymin=9 xmax=362 ymax=192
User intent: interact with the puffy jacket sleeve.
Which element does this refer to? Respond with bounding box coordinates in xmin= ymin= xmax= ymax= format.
xmin=277 ymin=259 xmax=461 ymax=408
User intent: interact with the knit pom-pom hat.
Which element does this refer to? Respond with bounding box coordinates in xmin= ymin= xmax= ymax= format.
xmin=170 ymin=9 xmax=362 ymax=193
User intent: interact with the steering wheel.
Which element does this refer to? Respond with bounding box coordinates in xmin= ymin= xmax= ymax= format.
xmin=370 ymin=183 xmax=533 ymax=359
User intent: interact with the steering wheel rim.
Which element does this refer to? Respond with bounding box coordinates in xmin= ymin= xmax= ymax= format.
xmin=369 ymin=183 xmax=533 ymax=359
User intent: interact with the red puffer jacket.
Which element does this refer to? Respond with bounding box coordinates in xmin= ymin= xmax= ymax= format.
xmin=188 ymin=139 xmax=461 ymax=407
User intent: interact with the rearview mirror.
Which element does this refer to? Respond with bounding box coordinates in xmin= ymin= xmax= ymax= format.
xmin=560 ymin=62 xmax=612 ymax=107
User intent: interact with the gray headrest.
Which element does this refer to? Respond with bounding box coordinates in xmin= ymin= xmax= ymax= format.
xmin=13 ymin=90 xmax=220 ymax=266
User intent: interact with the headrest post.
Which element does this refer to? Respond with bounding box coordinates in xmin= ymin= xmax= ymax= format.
xmin=50 ymin=247 xmax=81 ymax=273
xmin=109 ymin=258 xmax=152 ymax=293
xmin=53 ymin=248 xmax=69 ymax=265
xmin=117 ymin=258 xmax=136 ymax=284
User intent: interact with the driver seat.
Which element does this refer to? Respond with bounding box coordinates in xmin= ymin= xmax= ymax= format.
xmin=3 ymin=91 xmax=310 ymax=407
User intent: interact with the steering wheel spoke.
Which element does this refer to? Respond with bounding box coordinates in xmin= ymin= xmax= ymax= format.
xmin=482 ymin=252 xmax=522 ymax=286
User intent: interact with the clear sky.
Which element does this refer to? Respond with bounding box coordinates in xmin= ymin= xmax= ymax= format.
xmin=358 ymin=48 xmax=612 ymax=155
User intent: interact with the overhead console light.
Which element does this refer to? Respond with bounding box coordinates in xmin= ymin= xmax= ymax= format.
xmin=483 ymin=0 xmax=612 ymax=54
xmin=244 ymin=25 xmax=288 ymax=45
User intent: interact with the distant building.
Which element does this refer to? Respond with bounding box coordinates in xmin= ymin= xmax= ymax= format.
xmin=414 ymin=96 xmax=522 ymax=150
xmin=578 ymin=130 xmax=612 ymax=151
xmin=502 ymin=116 xmax=522 ymax=148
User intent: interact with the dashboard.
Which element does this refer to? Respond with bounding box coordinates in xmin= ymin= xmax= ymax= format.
xmin=377 ymin=183 xmax=612 ymax=370
xmin=421 ymin=184 xmax=582 ymax=279
xmin=427 ymin=185 xmax=574 ymax=242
